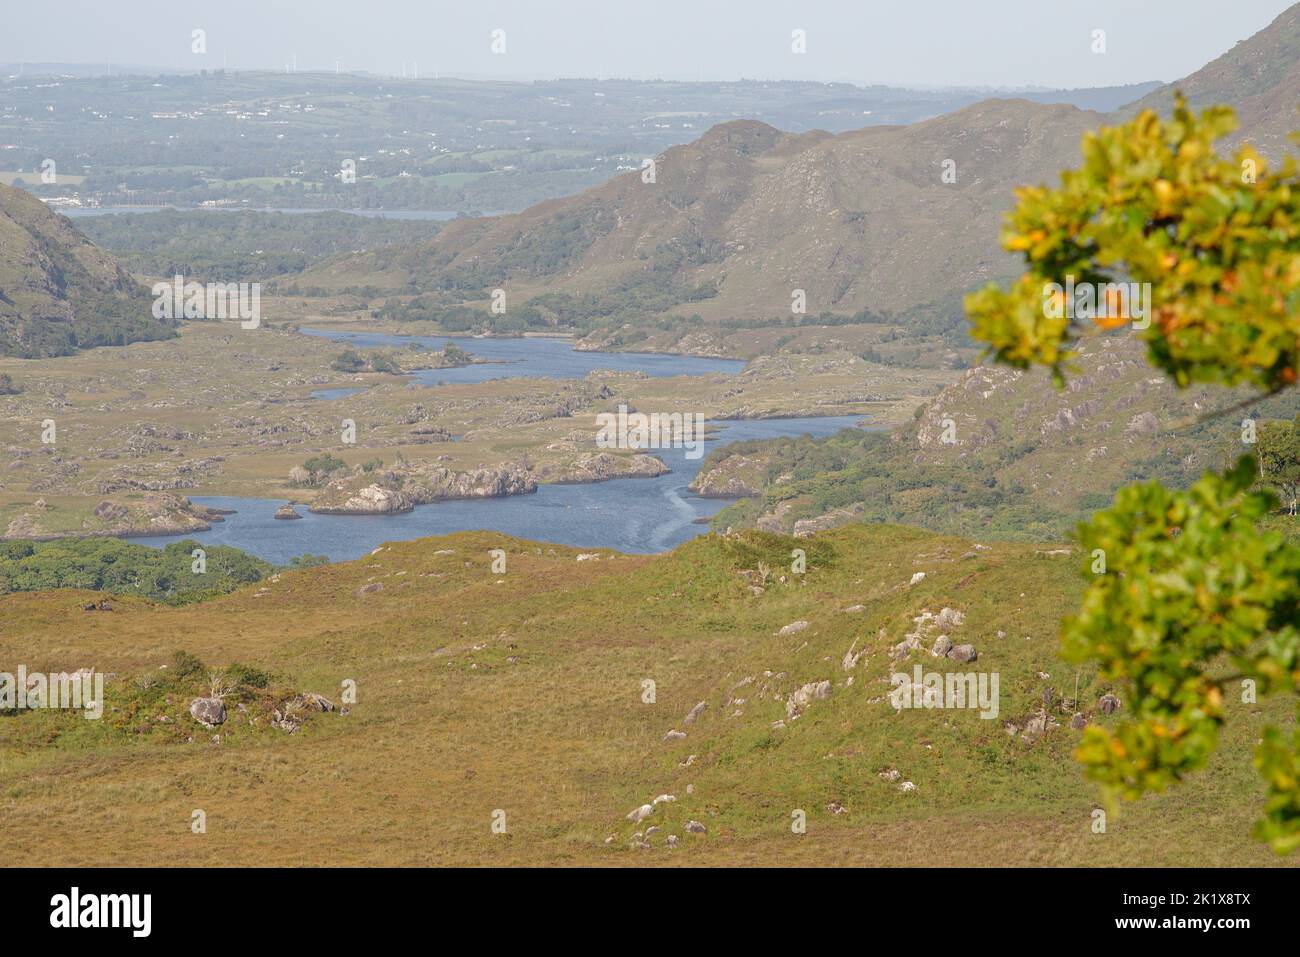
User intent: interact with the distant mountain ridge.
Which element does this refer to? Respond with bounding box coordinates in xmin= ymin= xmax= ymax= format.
xmin=310 ymin=7 xmax=1298 ymax=347
xmin=311 ymin=99 xmax=1100 ymax=343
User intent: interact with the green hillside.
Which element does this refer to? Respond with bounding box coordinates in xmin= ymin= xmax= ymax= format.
xmin=0 ymin=184 xmax=173 ymax=357
xmin=702 ymin=336 xmax=1300 ymax=540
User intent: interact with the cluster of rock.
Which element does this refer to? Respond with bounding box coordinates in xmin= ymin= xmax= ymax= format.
xmin=619 ymin=791 xmax=706 ymax=850
xmin=533 ymin=452 xmax=668 ymax=484
xmin=1006 ymin=687 xmax=1122 ymax=741
xmin=188 ymin=690 xmax=339 ymax=735
xmin=4 ymin=492 xmax=222 ymax=540
xmin=889 ymin=606 xmax=976 ymax=663
xmin=878 ymin=767 xmax=917 ymax=793
xmin=792 ymin=504 xmax=865 ymax=538
xmin=271 ymin=692 xmax=336 ymax=734
xmin=1007 ymin=711 xmax=1061 ymax=740
xmin=735 ymin=565 xmax=800 ymax=596
xmin=309 ymin=464 xmax=537 ymax=514
xmin=688 ymin=453 xmax=767 ymax=498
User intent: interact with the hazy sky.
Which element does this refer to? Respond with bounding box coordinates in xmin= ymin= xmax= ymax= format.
xmin=2 ymin=0 xmax=1293 ymax=89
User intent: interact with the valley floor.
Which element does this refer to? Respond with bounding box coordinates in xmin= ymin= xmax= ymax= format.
xmin=0 ymin=320 xmax=950 ymax=542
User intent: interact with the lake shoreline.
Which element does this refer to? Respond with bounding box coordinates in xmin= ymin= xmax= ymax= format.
xmin=125 ymin=416 xmax=870 ymax=562
xmin=298 ymin=324 xmax=749 ymax=362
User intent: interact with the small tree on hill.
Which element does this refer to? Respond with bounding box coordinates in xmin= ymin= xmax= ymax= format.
xmin=301 ymin=453 xmax=347 ymax=486
xmin=1257 ymin=416 xmax=1300 ymax=516
xmin=330 ymin=349 xmax=366 ymax=373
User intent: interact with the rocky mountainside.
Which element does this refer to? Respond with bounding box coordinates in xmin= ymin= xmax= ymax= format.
xmin=0 ymin=183 xmax=174 ymax=357
xmin=309 ymin=101 xmax=1099 ymax=333
xmin=907 ymin=335 xmax=1298 ymax=506
xmin=1128 ymin=2 xmax=1300 ymax=158
xmin=309 ymin=8 xmax=1300 ymax=350
xmin=694 ymin=335 xmax=1300 ymax=540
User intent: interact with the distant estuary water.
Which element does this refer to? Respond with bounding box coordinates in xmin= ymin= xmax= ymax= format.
xmin=135 ymin=330 xmax=865 ymax=562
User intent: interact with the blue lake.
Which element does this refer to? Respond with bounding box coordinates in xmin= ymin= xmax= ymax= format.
xmin=300 ymin=327 xmax=745 ymax=385
xmin=134 ymin=416 xmax=867 ymax=563
xmin=308 ymin=386 xmax=368 ymax=401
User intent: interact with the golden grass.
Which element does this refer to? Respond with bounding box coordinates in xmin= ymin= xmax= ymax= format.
xmin=2 ymin=523 xmax=1294 ymax=867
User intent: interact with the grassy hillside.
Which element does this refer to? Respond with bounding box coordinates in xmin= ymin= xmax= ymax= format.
xmin=0 ymin=184 xmax=174 ymax=357
xmin=0 ymin=525 xmax=1290 ymax=866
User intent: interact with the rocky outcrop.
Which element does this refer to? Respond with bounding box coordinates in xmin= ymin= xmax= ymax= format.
xmin=689 ymin=453 xmax=769 ymax=498
xmin=785 ymin=679 xmax=832 ymax=719
xmin=1124 ymin=412 xmax=1159 ymax=436
xmin=405 ymin=464 xmax=537 ymax=501
xmin=535 ymin=452 xmax=668 ymax=484
xmin=274 ymin=504 xmax=303 ymax=520
xmin=3 ymin=492 xmax=214 ymax=541
xmin=310 ymin=464 xmax=537 ymax=514
xmin=936 ymin=607 xmax=966 ymax=629
xmin=310 ymin=480 xmax=414 ymax=515
xmin=793 ymin=503 xmax=865 ymax=538
xmin=947 ymin=643 xmax=978 ymax=663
